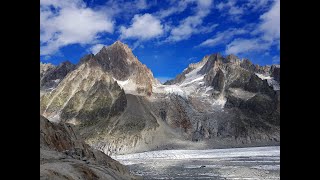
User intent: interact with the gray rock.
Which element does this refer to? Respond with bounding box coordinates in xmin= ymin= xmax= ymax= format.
xmin=40 ymin=115 xmax=141 ymax=180
xmin=40 ymin=61 xmax=76 ymax=92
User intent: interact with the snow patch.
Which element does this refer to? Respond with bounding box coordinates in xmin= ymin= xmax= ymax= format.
xmin=180 ymin=76 xmax=204 ymax=87
xmin=164 ymin=85 xmax=186 ymax=98
xmin=255 ymin=73 xmax=280 ymax=91
xmin=255 ymin=73 xmax=272 ymax=80
xmin=113 ymin=78 xmax=138 ymax=94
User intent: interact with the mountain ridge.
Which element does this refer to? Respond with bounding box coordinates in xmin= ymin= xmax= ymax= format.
xmin=40 ymin=40 xmax=280 ymax=155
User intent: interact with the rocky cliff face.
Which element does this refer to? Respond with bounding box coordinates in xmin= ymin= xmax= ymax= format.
xmin=40 ymin=59 xmax=126 ymax=125
xmin=40 ymin=61 xmax=76 ymax=95
xmin=93 ymin=41 xmax=155 ymax=95
xmin=154 ymin=53 xmax=280 ymax=145
xmin=40 ymin=115 xmax=140 ymax=180
xmin=40 ymin=62 xmax=55 ymax=79
xmin=40 ymin=41 xmax=280 ymax=155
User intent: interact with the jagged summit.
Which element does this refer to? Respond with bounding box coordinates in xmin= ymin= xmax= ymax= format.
xmin=165 ymin=53 xmax=279 ymax=85
xmin=113 ymin=40 xmax=127 ymax=46
xmin=40 ymin=46 xmax=280 ymax=156
xmin=91 ymin=41 xmax=155 ymax=94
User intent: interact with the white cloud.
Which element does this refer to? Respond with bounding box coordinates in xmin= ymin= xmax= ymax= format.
xmin=225 ymin=38 xmax=271 ymax=54
xmin=136 ymin=0 xmax=148 ymax=10
xmin=246 ymin=0 xmax=272 ymax=11
xmin=156 ymin=0 xmax=191 ymax=18
xmin=257 ymin=0 xmax=280 ymax=42
xmin=201 ymin=0 xmax=279 ymax=55
xmin=89 ymin=44 xmax=106 ymax=55
xmin=120 ymin=13 xmax=164 ymax=40
xmin=198 ymin=28 xmax=248 ymax=47
xmin=216 ymin=0 xmax=273 ymax=21
xmin=40 ymin=0 xmax=114 ymax=55
xmin=216 ymin=0 xmax=244 ymax=18
xmin=225 ymin=0 xmax=279 ymax=55
xmin=166 ymin=0 xmax=214 ymax=42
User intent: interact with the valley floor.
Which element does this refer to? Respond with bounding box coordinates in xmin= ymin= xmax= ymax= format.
xmin=113 ymin=146 xmax=280 ymax=180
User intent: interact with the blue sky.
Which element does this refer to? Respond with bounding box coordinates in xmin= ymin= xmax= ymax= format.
xmin=40 ymin=0 xmax=280 ymax=82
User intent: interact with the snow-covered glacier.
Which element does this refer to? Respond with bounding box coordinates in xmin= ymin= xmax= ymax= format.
xmin=113 ymin=146 xmax=280 ymax=179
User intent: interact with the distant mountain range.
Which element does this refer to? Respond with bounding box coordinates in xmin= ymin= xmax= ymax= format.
xmin=40 ymin=41 xmax=280 ymax=156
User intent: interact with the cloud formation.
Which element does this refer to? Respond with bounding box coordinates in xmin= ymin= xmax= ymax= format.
xmin=120 ymin=13 xmax=164 ymax=40
xmin=225 ymin=38 xmax=271 ymax=54
xmin=166 ymin=0 xmax=214 ymax=42
xmin=198 ymin=28 xmax=248 ymax=47
xmin=199 ymin=0 xmax=279 ymax=56
xmin=40 ymin=0 xmax=114 ymax=55
xmin=89 ymin=44 xmax=106 ymax=55
xmin=225 ymin=0 xmax=280 ymax=55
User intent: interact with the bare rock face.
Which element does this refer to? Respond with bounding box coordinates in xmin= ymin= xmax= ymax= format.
xmin=40 ymin=42 xmax=279 ymax=155
xmin=40 ymin=115 xmax=141 ymax=180
xmin=40 ymin=61 xmax=76 ymax=93
xmin=40 ymin=62 xmax=55 ymax=79
xmin=40 ymin=59 xmax=127 ymax=125
xmin=162 ymin=53 xmax=280 ymax=145
xmin=270 ymin=65 xmax=280 ymax=82
xmin=240 ymin=59 xmax=256 ymax=72
xmin=93 ymin=41 xmax=155 ymax=95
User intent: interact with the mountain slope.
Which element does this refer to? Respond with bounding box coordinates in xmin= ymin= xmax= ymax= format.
xmin=158 ymin=53 xmax=280 ymax=144
xmin=40 ymin=58 xmax=126 ymax=124
xmin=40 ymin=41 xmax=280 ymax=155
xmin=40 ymin=115 xmax=141 ymax=180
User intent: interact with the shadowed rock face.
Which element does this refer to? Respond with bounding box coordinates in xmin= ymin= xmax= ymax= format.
xmin=93 ymin=41 xmax=155 ymax=95
xmin=40 ymin=61 xmax=76 ymax=92
xmin=270 ymin=65 xmax=280 ymax=82
xmin=40 ymin=115 xmax=141 ymax=180
xmin=40 ymin=62 xmax=55 ymax=80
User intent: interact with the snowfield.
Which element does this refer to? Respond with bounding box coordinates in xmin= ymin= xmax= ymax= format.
xmin=113 ymin=146 xmax=280 ymax=179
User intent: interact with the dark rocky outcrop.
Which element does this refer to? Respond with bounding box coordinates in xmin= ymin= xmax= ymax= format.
xmin=40 ymin=115 xmax=141 ymax=180
xmin=40 ymin=61 xmax=76 ymax=92
xmin=270 ymin=65 xmax=280 ymax=82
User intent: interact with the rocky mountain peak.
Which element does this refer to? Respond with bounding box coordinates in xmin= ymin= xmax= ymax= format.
xmin=78 ymin=54 xmax=94 ymax=66
xmin=199 ymin=53 xmax=223 ymax=74
xmin=40 ymin=48 xmax=280 ymax=156
xmin=92 ymin=41 xmax=141 ymax=80
xmin=98 ymin=40 xmax=136 ymax=63
xmin=240 ymin=58 xmax=255 ymax=71
xmin=225 ymin=54 xmax=240 ymax=63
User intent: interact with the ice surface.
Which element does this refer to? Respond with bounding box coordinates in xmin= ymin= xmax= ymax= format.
xmin=113 ymin=146 xmax=280 ymax=179
xmin=113 ymin=78 xmax=139 ymax=94
xmin=115 ymin=146 xmax=280 ymax=162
